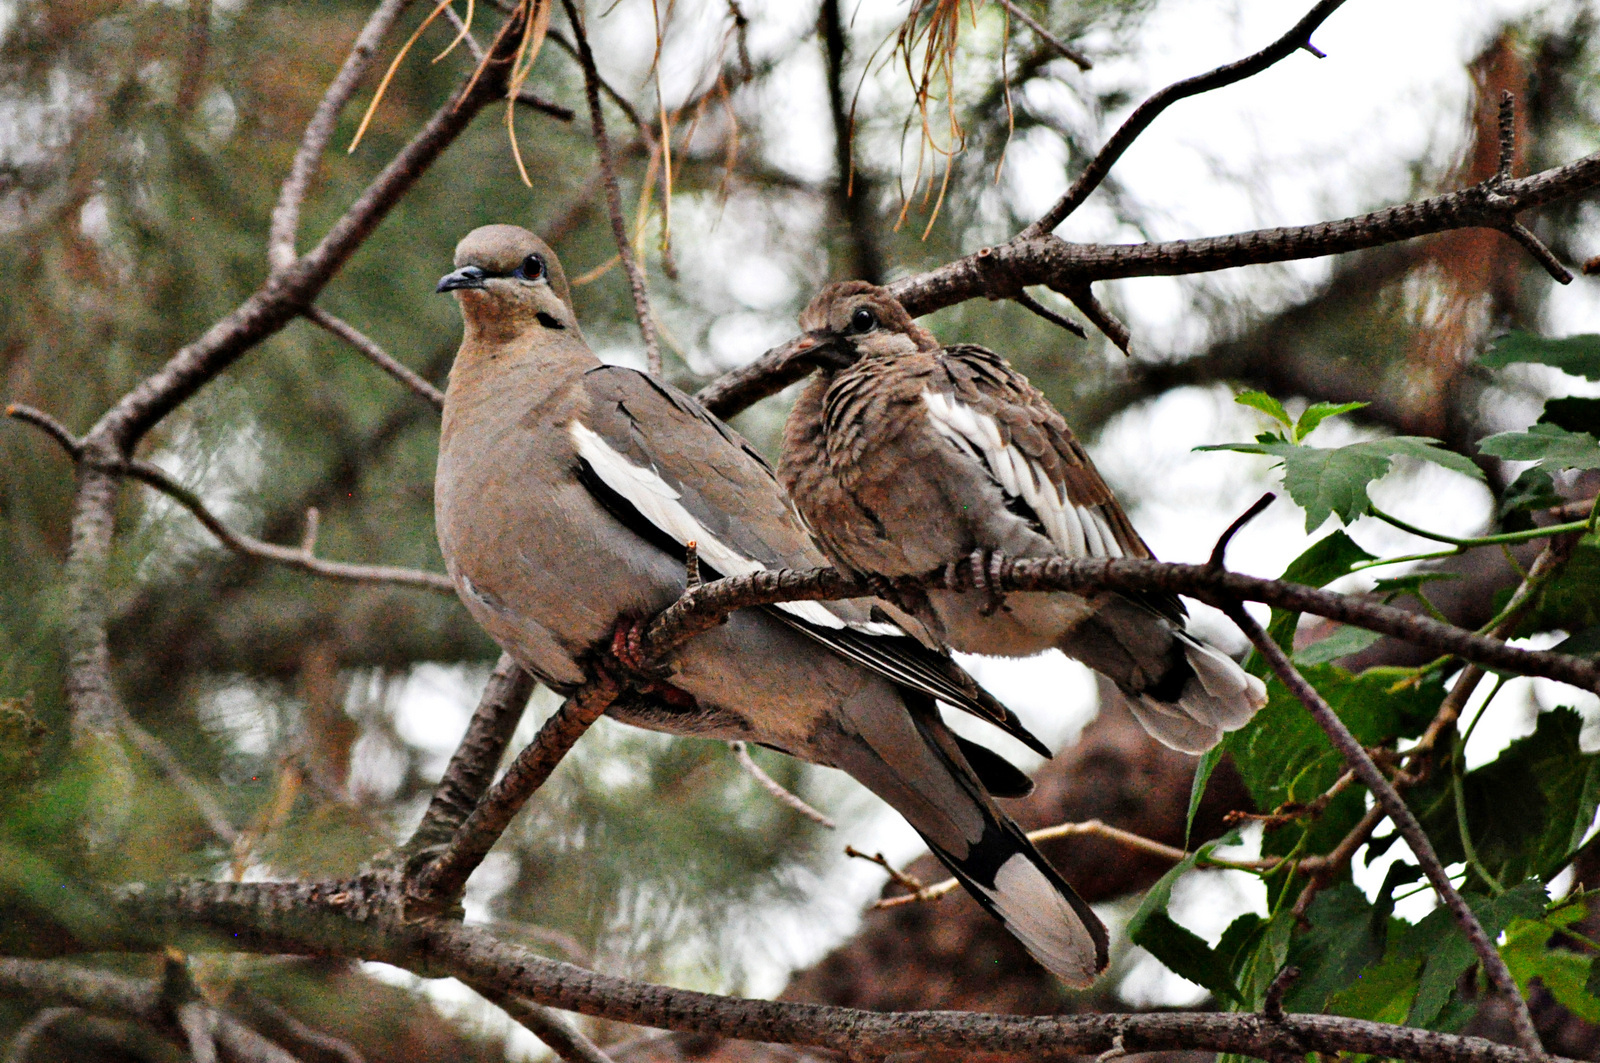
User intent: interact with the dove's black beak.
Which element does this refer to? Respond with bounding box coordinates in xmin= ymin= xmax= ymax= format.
xmin=437 ymin=265 xmax=488 ymax=293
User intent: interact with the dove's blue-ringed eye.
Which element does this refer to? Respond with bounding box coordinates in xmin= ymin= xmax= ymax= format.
xmin=515 ymin=253 xmax=547 ymax=281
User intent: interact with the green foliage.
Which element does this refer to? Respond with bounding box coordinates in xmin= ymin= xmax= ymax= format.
xmin=1479 ymin=423 xmax=1600 ymax=472
xmin=1200 ymin=394 xmax=1483 ymax=531
xmin=1502 ymin=902 xmax=1600 ymax=1023
xmin=1482 ymin=330 xmax=1600 ymax=380
xmin=1128 ymin=830 xmax=1246 ymax=1003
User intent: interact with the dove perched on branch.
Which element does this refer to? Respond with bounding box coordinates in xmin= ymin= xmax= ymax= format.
xmin=777 ymin=281 xmax=1266 ymax=754
xmin=433 ymin=225 xmax=1109 ymax=984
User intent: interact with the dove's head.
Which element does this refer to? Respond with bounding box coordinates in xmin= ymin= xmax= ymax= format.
xmin=437 ymin=225 xmax=581 ymax=344
xmin=782 ymin=281 xmax=939 ymax=374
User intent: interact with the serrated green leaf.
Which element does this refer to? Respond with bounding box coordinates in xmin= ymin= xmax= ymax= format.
xmin=1407 ymin=881 xmax=1548 ymax=1028
xmin=1500 ymin=466 xmax=1565 ymax=516
xmin=1266 ymin=531 xmax=1378 ymax=650
xmin=1372 ymin=572 xmax=1461 ymax=596
xmin=1235 ymin=390 xmax=1293 ymax=427
xmin=1284 ymin=882 xmax=1388 ymax=1014
xmin=1205 ymin=437 xmax=1482 ymax=531
xmin=1326 ymin=928 xmax=1423 ymax=1023
xmin=1503 ymin=915 xmax=1600 ymax=1023
xmin=1295 ymin=401 xmax=1369 ymax=442
xmin=1128 ymin=831 xmax=1244 ymax=1003
xmin=1294 ymin=625 xmax=1383 ymax=665
xmin=1482 ymin=331 xmax=1600 ymax=381
xmin=1542 ymin=396 xmax=1600 ymax=436
xmin=1480 ymin=423 xmax=1600 ymax=472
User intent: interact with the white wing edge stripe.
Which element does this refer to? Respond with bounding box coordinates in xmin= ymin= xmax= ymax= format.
xmin=923 ymin=391 xmax=1123 ymax=562
xmin=569 ymin=421 xmax=899 ymax=637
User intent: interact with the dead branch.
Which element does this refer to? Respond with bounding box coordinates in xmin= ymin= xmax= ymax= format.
xmin=729 ymin=741 xmax=836 ymax=829
xmin=994 ymin=0 xmax=1091 ymax=71
xmin=473 ymin=983 xmax=618 ymax=1063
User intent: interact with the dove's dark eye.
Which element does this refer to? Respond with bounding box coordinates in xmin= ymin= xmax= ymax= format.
xmin=515 ymin=253 xmax=547 ymax=281
xmin=850 ymin=307 xmax=877 ymax=334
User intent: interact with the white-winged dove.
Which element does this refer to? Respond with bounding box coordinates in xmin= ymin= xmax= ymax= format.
xmin=434 ymin=225 xmax=1109 ymax=984
xmin=778 ymin=282 xmax=1267 ymax=754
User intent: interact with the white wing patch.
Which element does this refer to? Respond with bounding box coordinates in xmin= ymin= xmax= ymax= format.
xmin=921 ymin=391 xmax=1124 ymax=560
xmin=568 ymin=421 xmax=900 ymax=636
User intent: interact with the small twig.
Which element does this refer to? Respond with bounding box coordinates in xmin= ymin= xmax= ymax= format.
xmin=845 ymin=846 xmax=927 ymax=896
xmin=120 ymin=710 xmax=241 ymax=845
xmin=1263 ymin=965 xmax=1300 ymax=1021
xmin=3 ymin=1008 xmax=80 ymax=1063
xmin=5 ymin=404 xmax=82 ymax=459
xmin=1208 ymin=491 xmax=1276 ymax=570
xmin=561 ymin=0 xmax=661 ymax=375
xmin=1013 ymin=289 xmax=1087 ymax=338
xmin=1095 ymin=1032 xmax=1127 ymax=1063
xmin=1061 ymin=284 xmax=1131 ymax=353
xmin=993 ymin=0 xmax=1091 ymax=70
xmin=1292 ymin=804 xmax=1385 ymax=919
xmin=303 ymin=306 xmax=445 ymax=410
xmin=731 ymin=742 xmax=835 ymax=829
xmin=873 ymin=818 xmax=1274 ymax=908
xmin=1502 ymin=220 xmax=1573 ymax=283
xmin=1228 ymin=604 xmax=1545 ymax=1059
xmin=684 ymin=541 xmax=703 ymax=590
xmin=474 ymin=983 xmax=617 ymax=1063
xmin=546 ymin=28 xmax=654 ymax=143
xmin=1024 ymin=0 xmax=1347 ymax=235
xmin=409 ymin=672 xmax=623 ymax=907
xmin=442 ymin=3 xmax=575 ymax=119
xmin=268 ymin=0 xmax=413 ymax=273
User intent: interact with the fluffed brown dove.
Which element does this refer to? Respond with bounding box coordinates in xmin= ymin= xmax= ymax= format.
xmin=433 ymin=225 xmax=1110 ymax=984
xmin=778 ymin=281 xmax=1266 ymax=754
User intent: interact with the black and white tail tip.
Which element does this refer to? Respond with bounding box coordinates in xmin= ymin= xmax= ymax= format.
xmin=1123 ymin=634 xmax=1268 ymax=755
xmin=932 ymin=826 xmax=1109 ymax=986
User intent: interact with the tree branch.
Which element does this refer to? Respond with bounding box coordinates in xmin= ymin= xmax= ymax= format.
xmin=407 ymin=672 xmax=623 ymax=909
xmin=302 ymin=306 xmax=445 ymax=411
xmin=11 ymin=887 xmax=1579 ymax=1063
xmin=638 ymin=560 xmax=1600 ymax=695
xmin=560 ymin=0 xmax=662 ymax=375
xmin=406 ymin=653 xmax=536 ymax=852
xmin=1227 ymin=605 xmax=1545 ymax=1058
xmin=993 ymin=0 xmax=1091 ymax=72
xmin=267 ymin=0 xmax=415 ymax=274
xmin=1023 ymin=0 xmax=1347 ymax=236
xmin=472 ymin=983 xmax=618 ymax=1063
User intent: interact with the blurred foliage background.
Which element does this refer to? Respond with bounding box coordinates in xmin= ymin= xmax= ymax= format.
xmin=5 ymin=0 xmax=1600 ymax=1059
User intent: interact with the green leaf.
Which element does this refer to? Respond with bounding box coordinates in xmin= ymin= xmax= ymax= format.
xmin=1479 ymin=423 xmax=1600 ymax=472
xmin=1128 ymin=831 xmax=1244 ymax=1003
xmin=1266 ymin=531 xmax=1377 ymax=650
xmin=1294 ymin=625 xmax=1383 ymax=665
xmin=1185 ymin=744 xmax=1224 ymax=847
xmin=1542 ymin=396 xmax=1600 ymax=436
xmin=1235 ymin=390 xmax=1293 ymax=428
xmin=1372 ymin=572 xmax=1461 ymax=597
xmin=1452 ymin=708 xmax=1600 ymax=883
xmin=1326 ymin=926 xmax=1424 ymax=1023
xmin=1499 ymin=466 xmax=1565 ymax=517
xmin=1502 ymin=910 xmax=1600 ymax=1023
xmin=1408 ymin=881 xmax=1547 ymax=1028
xmin=1295 ymin=401 xmax=1369 ymax=441
xmin=1513 ymin=538 xmax=1600 ymax=636
xmin=1283 ymin=882 xmax=1389 ymax=1013
xmin=1203 ymin=438 xmax=1483 ymax=531
xmin=1482 ymin=331 xmax=1600 ymax=381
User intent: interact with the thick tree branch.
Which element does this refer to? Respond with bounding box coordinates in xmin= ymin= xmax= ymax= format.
xmin=698 ymin=146 xmax=1600 ymax=418
xmin=638 ymin=560 xmax=1600 ymax=695
xmin=10 ymin=886 xmax=1578 ymax=1063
